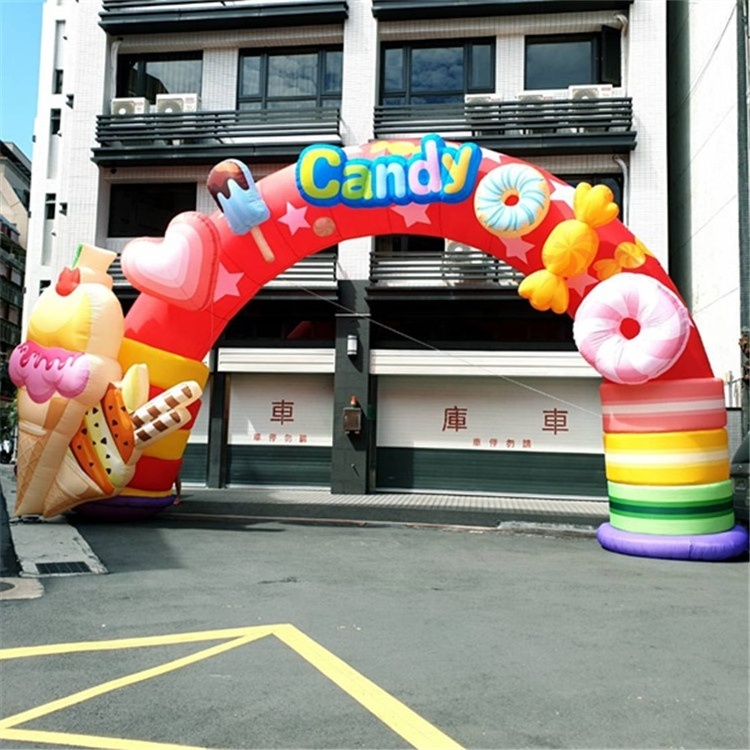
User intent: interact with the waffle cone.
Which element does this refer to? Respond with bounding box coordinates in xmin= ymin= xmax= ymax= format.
xmin=14 ymin=425 xmax=48 ymax=516
xmin=43 ymin=453 xmax=112 ymax=518
xmin=13 ymin=396 xmax=90 ymax=517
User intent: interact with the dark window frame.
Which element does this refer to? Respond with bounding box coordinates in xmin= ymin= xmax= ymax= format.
xmin=379 ymin=39 xmax=496 ymax=105
xmin=524 ymin=29 xmax=621 ymax=90
xmin=108 ymin=182 xmax=196 ymax=238
xmin=237 ymin=46 xmax=343 ymax=110
xmin=44 ymin=193 xmax=56 ymax=221
xmin=116 ymin=51 xmax=203 ymax=103
xmin=560 ymin=173 xmax=625 ymax=214
xmin=50 ymin=108 xmax=61 ymax=135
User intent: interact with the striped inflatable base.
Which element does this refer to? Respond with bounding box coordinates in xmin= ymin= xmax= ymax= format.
xmin=607 ymin=480 xmax=735 ymax=535
xmin=600 ymin=378 xmax=727 ymax=433
xmin=597 ymin=522 xmax=749 ymax=561
xmin=603 ymin=428 xmax=729 ymax=486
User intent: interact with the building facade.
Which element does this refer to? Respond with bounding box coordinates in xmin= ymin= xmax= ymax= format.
xmin=667 ymin=0 xmax=750 ymax=444
xmin=0 ymin=141 xmax=30 ymax=398
xmin=25 ymin=0 xmax=731 ymax=499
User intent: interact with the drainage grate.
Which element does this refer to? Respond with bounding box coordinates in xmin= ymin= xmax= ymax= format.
xmin=35 ymin=561 xmax=93 ymax=575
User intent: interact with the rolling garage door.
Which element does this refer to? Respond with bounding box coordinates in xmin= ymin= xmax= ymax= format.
xmin=375 ymin=370 xmax=607 ymax=497
xmin=227 ymin=372 xmax=333 ymax=487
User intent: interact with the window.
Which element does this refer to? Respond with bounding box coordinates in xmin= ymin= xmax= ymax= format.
xmin=380 ymin=40 xmax=495 ymax=105
xmin=50 ymin=109 xmax=61 ymax=135
xmin=524 ymin=29 xmax=621 ymax=90
xmin=45 ymin=193 xmax=56 ymax=220
xmin=238 ymin=48 xmax=342 ymax=110
xmin=117 ymin=53 xmax=202 ymax=103
xmin=108 ymin=183 xmax=196 ymax=237
xmin=561 ymin=174 xmax=624 ymax=213
xmin=53 ymin=69 xmax=63 ymax=94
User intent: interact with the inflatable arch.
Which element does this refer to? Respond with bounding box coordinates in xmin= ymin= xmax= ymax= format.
xmin=10 ymin=136 xmax=748 ymax=561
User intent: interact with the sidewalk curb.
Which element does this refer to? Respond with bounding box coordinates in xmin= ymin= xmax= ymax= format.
xmin=0 ymin=466 xmax=107 ymax=583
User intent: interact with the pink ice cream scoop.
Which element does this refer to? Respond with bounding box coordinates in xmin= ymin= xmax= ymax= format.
xmin=9 ymin=341 xmax=91 ymax=403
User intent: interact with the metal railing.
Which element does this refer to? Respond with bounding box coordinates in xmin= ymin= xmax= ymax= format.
xmin=93 ymin=107 xmax=342 ymax=164
xmin=374 ymin=97 xmax=634 ymax=140
xmin=110 ymin=248 xmax=337 ymax=289
xmin=99 ymin=0 xmax=350 ymax=33
xmin=370 ymin=246 xmax=524 ymax=288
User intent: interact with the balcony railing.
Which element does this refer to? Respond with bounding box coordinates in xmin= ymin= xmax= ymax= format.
xmin=372 ymin=0 xmax=633 ymax=20
xmin=0 ymin=235 xmax=26 ymax=269
xmin=110 ymin=248 xmax=337 ymax=291
xmin=93 ymin=107 xmax=343 ymax=166
xmin=99 ymin=0 xmax=349 ymax=34
xmin=374 ymin=97 xmax=636 ymax=155
xmin=370 ymin=246 xmax=525 ymax=291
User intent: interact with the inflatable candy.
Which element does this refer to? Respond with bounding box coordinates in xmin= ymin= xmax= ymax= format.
xmin=573 ymin=273 xmax=692 ymax=385
xmin=518 ymin=182 xmax=618 ymax=314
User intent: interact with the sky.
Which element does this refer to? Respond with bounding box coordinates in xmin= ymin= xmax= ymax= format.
xmin=0 ymin=0 xmax=44 ymax=161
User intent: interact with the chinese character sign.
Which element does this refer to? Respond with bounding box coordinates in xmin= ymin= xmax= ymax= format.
xmin=377 ymin=376 xmax=603 ymax=453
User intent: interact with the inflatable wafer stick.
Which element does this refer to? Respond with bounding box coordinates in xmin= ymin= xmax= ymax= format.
xmin=207 ymin=159 xmax=275 ymax=263
xmin=135 ymin=407 xmax=191 ymax=448
xmin=131 ymin=381 xmax=201 ymax=429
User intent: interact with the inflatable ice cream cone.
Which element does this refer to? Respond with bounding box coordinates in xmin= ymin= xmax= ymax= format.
xmin=9 ymin=245 xmax=125 ymax=516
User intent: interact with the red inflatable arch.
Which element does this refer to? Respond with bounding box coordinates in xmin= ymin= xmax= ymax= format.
xmin=16 ymin=136 xmax=750 ymax=560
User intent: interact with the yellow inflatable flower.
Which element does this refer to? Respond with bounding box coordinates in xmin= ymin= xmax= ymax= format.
xmin=518 ymin=269 xmax=570 ymax=314
xmin=573 ymin=183 xmax=619 ymax=228
xmin=541 ymin=219 xmax=599 ymax=277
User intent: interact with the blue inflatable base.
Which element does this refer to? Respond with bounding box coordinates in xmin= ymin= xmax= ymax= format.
xmin=72 ymin=494 xmax=177 ymax=521
xmin=597 ymin=523 xmax=749 ymax=561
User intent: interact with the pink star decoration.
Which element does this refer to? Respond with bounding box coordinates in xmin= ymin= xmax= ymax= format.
xmin=390 ymin=202 xmax=432 ymax=228
xmin=213 ymin=263 xmax=243 ymax=302
xmin=278 ymin=202 xmax=310 ymax=235
xmin=501 ymin=236 xmax=536 ymax=262
xmin=566 ymin=272 xmax=598 ymax=298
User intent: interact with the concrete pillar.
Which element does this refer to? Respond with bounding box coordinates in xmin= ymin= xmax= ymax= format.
xmin=331 ymin=280 xmax=376 ymax=494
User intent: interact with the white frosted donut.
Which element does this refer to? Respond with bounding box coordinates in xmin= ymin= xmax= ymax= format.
xmin=474 ymin=163 xmax=551 ymax=238
xmin=573 ymin=274 xmax=691 ymax=385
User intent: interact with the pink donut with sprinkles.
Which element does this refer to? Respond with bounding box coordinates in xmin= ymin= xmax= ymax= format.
xmin=573 ymin=274 xmax=692 ymax=385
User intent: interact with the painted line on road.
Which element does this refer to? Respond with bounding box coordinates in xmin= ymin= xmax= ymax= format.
xmin=0 ymin=624 xmax=464 ymax=750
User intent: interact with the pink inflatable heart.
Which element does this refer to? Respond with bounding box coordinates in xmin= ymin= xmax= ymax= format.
xmin=121 ymin=212 xmax=219 ymax=310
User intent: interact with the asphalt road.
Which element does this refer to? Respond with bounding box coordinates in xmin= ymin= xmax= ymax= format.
xmin=1 ymin=511 xmax=748 ymax=750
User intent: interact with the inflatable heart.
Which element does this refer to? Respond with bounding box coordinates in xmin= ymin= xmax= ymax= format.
xmin=121 ymin=212 xmax=220 ymax=311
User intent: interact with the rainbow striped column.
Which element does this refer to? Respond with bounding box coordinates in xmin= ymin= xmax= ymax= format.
xmin=596 ymin=378 xmax=749 ymax=560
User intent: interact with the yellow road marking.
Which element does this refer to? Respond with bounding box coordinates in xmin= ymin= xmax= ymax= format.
xmin=0 ymin=634 xmax=266 ymax=731
xmin=0 ymin=624 xmax=464 ymax=750
xmin=0 ymin=728 xmax=206 ymax=750
xmin=274 ymin=624 xmax=464 ymax=750
xmin=0 ymin=625 xmax=276 ymax=660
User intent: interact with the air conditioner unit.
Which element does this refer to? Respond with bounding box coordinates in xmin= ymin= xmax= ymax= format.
xmin=155 ymin=93 xmax=200 ymax=114
xmin=516 ymin=90 xmax=558 ymax=102
xmin=111 ymin=97 xmax=149 ymax=116
xmin=464 ymin=94 xmax=497 ymax=104
xmin=442 ymin=239 xmax=493 ymax=285
xmin=567 ymin=84 xmax=614 ymax=100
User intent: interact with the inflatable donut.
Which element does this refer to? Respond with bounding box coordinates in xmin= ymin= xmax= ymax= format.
xmin=474 ymin=163 xmax=550 ymax=238
xmin=573 ymin=273 xmax=691 ymax=385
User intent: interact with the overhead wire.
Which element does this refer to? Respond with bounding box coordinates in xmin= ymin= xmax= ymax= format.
xmin=294 ymin=282 xmax=602 ymax=418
